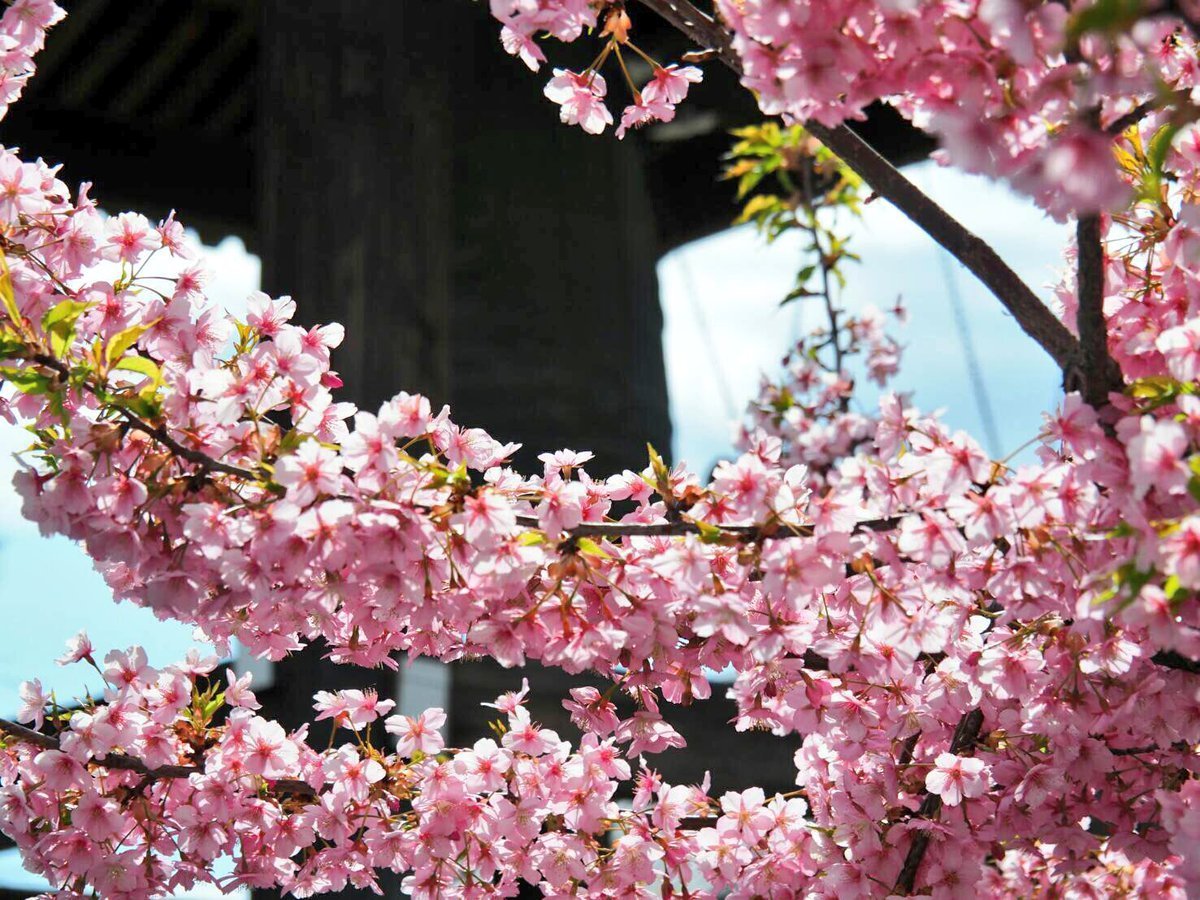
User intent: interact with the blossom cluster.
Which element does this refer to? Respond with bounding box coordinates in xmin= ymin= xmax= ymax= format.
xmin=740 ymin=301 xmax=903 ymax=485
xmin=724 ymin=0 xmax=1200 ymax=216
xmin=491 ymin=0 xmax=704 ymax=138
xmin=4 ymin=639 xmax=727 ymax=897
xmin=0 ymin=121 xmax=1198 ymax=893
xmin=495 ymin=0 xmax=1199 ymax=218
xmin=0 ymin=1 xmax=1199 ymax=897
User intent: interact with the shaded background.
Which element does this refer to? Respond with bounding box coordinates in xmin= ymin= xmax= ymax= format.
xmin=0 ymin=0 xmax=1067 ymax=895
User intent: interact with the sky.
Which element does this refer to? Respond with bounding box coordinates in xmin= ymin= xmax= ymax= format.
xmin=0 ymin=160 xmax=1070 ymax=892
xmin=659 ymin=159 xmax=1070 ymax=474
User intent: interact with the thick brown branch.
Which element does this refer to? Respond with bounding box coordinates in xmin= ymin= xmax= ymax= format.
xmin=1073 ymin=215 xmax=1121 ymax=408
xmin=1107 ymin=100 xmax=1157 ymax=136
xmin=0 ymin=717 xmax=316 ymax=796
xmin=635 ymin=0 xmax=1081 ymax=372
xmin=893 ymin=708 xmax=985 ymax=894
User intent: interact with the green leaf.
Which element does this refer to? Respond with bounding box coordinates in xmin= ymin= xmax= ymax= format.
xmin=1164 ymin=574 xmax=1184 ymax=601
xmin=1101 ymin=562 xmax=1155 ymax=612
xmin=0 ymin=367 xmax=52 ymax=395
xmin=0 ymin=327 xmax=24 ymax=359
xmin=779 ymin=286 xmax=818 ymax=306
xmin=1127 ymin=376 xmax=1180 ymax=405
xmin=575 ymin=537 xmax=610 ymax=559
xmin=114 ymin=392 xmax=162 ymax=420
xmin=0 ymin=255 xmax=22 ymax=329
xmin=735 ymin=193 xmax=785 ymax=226
xmin=647 ymin=443 xmax=669 ymax=485
xmin=202 ymin=693 xmax=225 ymax=720
xmin=277 ymin=428 xmax=306 ymax=455
xmin=1107 ymin=520 xmax=1135 ymax=539
xmin=113 ymin=354 xmax=163 ymax=388
xmin=736 ymin=168 xmax=769 ymax=201
xmin=1066 ymin=0 xmax=1143 ymax=44
xmin=104 ymin=321 xmax=156 ymax=368
xmin=42 ymin=300 xmax=90 ymax=359
xmin=517 ymin=531 xmax=545 ymax=546
xmin=770 ymin=388 xmax=795 ymax=414
xmin=41 ymin=299 xmax=89 ymax=337
xmin=695 ymin=520 xmax=724 ymax=544
xmin=1188 ymin=474 xmax=1200 ymax=505
xmin=1141 ymin=121 xmax=1184 ymax=201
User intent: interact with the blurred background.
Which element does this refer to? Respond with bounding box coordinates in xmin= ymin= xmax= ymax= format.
xmin=0 ymin=1 xmax=1068 ymax=895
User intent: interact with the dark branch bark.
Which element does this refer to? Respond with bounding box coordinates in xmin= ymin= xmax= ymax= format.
xmin=0 ymin=717 xmax=317 ymax=795
xmin=514 ymin=513 xmax=899 ymax=541
xmin=1152 ymin=650 xmax=1200 ymax=674
xmin=1105 ymin=90 xmax=1191 ymax=136
xmin=893 ymin=708 xmax=985 ymax=894
xmin=1106 ymin=100 xmax=1157 ymax=136
xmin=634 ymin=0 xmax=1081 ymax=372
xmin=1072 ymin=214 xmax=1121 ymax=408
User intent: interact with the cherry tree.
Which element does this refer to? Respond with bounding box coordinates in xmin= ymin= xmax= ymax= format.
xmin=0 ymin=0 xmax=1199 ymax=896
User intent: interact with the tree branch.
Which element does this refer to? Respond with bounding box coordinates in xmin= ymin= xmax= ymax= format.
xmin=28 ymin=353 xmax=262 ymax=481
xmin=0 ymin=717 xmax=317 ymax=796
xmin=1106 ymin=100 xmax=1157 ymax=136
xmin=1072 ymin=216 xmax=1120 ymax=407
xmin=513 ymin=513 xmax=899 ymax=541
xmin=893 ymin=708 xmax=985 ymax=894
xmin=635 ymin=0 xmax=1081 ymax=372
xmin=1151 ymin=650 xmax=1200 ymax=674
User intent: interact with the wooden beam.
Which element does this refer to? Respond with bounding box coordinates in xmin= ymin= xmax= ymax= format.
xmin=0 ymin=103 xmax=255 ymax=243
xmin=29 ymin=0 xmax=108 ymax=87
xmin=159 ymin=9 xmax=257 ymax=130
xmin=107 ymin=8 xmax=207 ymax=118
xmin=55 ymin=5 xmax=168 ymax=109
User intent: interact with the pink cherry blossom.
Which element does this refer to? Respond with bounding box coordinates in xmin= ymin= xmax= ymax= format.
xmin=385 ymin=707 xmax=446 ymax=757
xmin=543 ymin=69 xmax=613 ymax=135
xmin=925 ymin=752 xmax=990 ymax=807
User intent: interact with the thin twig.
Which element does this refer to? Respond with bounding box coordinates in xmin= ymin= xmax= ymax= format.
xmin=635 ymin=0 xmax=1081 ymax=372
xmin=798 ymin=158 xmax=847 ymax=405
xmin=28 ymin=353 xmax=262 ymax=481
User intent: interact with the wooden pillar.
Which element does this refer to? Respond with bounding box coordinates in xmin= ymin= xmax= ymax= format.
xmin=257 ymin=1 xmax=452 ymax=409
xmin=255 ymin=3 xmax=670 ymax=894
